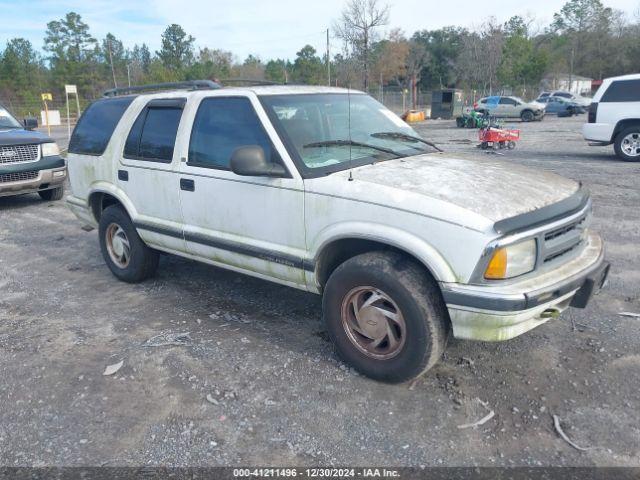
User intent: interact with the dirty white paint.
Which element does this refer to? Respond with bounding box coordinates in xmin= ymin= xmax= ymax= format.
xmin=343 ymin=153 xmax=579 ymax=222
xmin=65 ymin=85 xmax=604 ymax=344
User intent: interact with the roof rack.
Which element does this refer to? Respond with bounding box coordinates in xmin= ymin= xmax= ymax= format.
xmin=221 ymin=78 xmax=283 ymax=86
xmin=102 ymin=80 xmax=221 ymax=97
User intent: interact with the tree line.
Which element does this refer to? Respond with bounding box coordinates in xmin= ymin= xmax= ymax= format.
xmin=0 ymin=0 xmax=638 ymax=115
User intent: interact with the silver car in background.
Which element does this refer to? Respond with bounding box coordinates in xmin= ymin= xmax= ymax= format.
xmin=475 ymin=96 xmax=545 ymax=122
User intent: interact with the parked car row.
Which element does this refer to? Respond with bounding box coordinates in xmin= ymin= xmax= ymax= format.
xmin=473 ymin=91 xmax=589 ymax=121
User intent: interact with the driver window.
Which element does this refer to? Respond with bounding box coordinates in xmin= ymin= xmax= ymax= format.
xmin=188 ymin=97 xmax=280 ymax=170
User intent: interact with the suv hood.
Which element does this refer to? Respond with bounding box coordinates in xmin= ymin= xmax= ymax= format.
xmin=333 ymin=154 xmax=579 ymax=224
xmin=0 ymin=128 xmax=52 ymax=146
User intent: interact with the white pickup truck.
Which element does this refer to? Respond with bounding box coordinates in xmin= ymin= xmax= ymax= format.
xmin=66 ymin=82 xmax=609 ymax=383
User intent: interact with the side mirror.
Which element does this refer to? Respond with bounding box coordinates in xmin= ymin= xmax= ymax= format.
xmin=23 ymin=117 xmax=38 ymax=130
xmin=230 ymin=146 xmax=286 ymax=177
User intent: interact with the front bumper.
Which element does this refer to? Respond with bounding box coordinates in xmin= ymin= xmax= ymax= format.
xmin=0 ymin=156 xmax=67 ymax=198
xmin=441 ymin=233 xmax=608 ymax=341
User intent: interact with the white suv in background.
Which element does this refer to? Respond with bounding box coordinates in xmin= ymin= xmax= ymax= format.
xmin=582 ymin=73 xmax=640 ymax=161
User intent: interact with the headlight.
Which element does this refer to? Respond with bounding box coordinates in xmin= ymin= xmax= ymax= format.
xmin=484 ymin=239 xmax=537 ymax=279
xmin=41 ymin=142 xmax=60 ymax=157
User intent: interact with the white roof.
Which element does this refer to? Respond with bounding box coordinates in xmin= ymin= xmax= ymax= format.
xmin=604 ymin=73 xmax=640 ymax=82
xmin=116 ymin=84 xmax=363 ymax=101
xmin=244 ymin=85 xmax=362 ymax=96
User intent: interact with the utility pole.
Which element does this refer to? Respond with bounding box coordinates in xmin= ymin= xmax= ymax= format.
xmin=326 ymin=28 xmax=331 ymax=86
xmin=126 ymin=64 xmax=131 ymax=87
xmin=107 ymin=38 xmax=118 ymax=89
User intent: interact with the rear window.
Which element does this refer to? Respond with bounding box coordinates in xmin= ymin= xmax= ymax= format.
xmin=124 ymin=99 xmax=184 ymax=163
xmin=601 ymin=79 xmax=640 ymax=102
xmin=69 ymin=97 xmax=135 ymax=155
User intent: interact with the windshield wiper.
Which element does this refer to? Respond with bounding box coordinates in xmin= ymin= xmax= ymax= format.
xmin=303 ymin=139 xmax=403 ymax=158
xmin=371 ymin=131 xmax=443 ymax=152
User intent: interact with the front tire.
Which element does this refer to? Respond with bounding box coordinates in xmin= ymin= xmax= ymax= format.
xmin=39 ymin=186 xmax=64 ymax=201
xmin=614 ymin=127 xmax=640 ymax=162
xmin=98 ymin=205 xmax=159 ymax=283
xmin=520 ymin=110 xmax=534 ymax=122
xmin=322 ymin=252 xmax=450 ymax=383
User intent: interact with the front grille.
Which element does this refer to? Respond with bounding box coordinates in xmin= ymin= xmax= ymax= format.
xmin=0 ymin=144 xmax=40 ymax=164
xmin=0 ymin=171 xmax=39 ymax=183
xmin=542 ymin=214 xmax=587 ymax=264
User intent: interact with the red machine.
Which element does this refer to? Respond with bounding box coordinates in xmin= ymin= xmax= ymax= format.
xmin=478 ymin=126 xmax=520 ymax=150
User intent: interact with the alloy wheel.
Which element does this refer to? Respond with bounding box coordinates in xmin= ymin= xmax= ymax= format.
xmin=621 ymin=132 xmax=640 ymax=157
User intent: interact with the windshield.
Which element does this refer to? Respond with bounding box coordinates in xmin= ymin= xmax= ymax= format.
xmin=0 ymin=107 xmax=22 ymax=129
xmin=260 ymin=93 xmax=434 ymax=176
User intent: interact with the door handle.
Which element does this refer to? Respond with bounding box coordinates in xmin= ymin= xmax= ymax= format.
xmin=180 ymin=178 xmax=195 ymax=192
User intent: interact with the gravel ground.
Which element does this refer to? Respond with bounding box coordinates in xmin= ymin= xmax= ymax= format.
xmin=0 ymin=115 xmax=639 ymax=467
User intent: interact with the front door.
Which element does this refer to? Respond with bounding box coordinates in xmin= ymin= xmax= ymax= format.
xmin=176 ymin=95 xmax=307 ymax=287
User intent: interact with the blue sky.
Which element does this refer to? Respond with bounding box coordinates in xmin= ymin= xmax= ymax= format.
xmin=1 ymin=0 xmax=638 ymax=61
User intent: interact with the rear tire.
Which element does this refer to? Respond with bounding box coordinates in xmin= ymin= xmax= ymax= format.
xmin=98 ymin=205 xmax=159 ymax=283
xmin=322 ymin=251 xmax=450 ymax=383
xmin=39 ymin=186 xmax=64 ymax=201
xmin=614 ymin=126 xmax=640 ymax=162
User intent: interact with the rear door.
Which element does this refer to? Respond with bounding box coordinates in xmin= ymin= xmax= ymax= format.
xmin=119 ymin=98 xmax=186 ymax=252
xmin=176 ymin=93 xmax=307 ymax=287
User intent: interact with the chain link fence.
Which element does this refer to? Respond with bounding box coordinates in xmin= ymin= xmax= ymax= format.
xmin=0 ymin=96 xmax=94 ymax=124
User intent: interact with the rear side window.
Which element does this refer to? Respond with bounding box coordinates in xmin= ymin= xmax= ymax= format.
xmin=69 ymin=96 xmax=135 ymax=156
xmin=188 ymin=97 xmax=279 ymax=170
xmin=124 ymin=99 xmax=185 ymax=163
xmin=601 ymin=80 xmax=640 ymax=102
xmin=499 ymin=97 xmax=517 ymax=105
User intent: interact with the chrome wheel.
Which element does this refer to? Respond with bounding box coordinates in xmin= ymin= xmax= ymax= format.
xmin=340 ymin=286 xmax=406 ymax=360
xmin=621 ymin=132 xmax=640 ymax=157
xmin=105 ymin=223 xmax=131 ymax=268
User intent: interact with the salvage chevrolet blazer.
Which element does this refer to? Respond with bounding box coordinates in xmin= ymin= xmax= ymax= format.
xmin=66 ymin=81 xmax=609 ymax=383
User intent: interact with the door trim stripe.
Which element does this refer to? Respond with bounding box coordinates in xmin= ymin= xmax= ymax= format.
xmin=133 ymin=221 xmax=314 ymax=272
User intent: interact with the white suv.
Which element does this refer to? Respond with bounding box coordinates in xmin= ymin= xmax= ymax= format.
xmin=582 ymin=73 xmax=640 ymax=161
xmin=66 ymin=81 xmax=609 ymax=383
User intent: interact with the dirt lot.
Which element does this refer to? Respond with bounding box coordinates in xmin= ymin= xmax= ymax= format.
xmin=1 ymin=116 xmax=639 ymax=467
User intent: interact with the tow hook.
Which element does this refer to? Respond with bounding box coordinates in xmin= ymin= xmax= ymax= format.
xmin=540 ymin=308 xmax=561 ymax=319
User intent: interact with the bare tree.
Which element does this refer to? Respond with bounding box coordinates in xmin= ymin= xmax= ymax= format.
xmin=405 ymin=41 xmax=429 ymax=108
xmin=334 ymin=0 xmax=389 ymax=91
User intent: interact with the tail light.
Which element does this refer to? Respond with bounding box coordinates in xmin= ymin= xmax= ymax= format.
xmin=473 ymin=102 xmax=478 ymax=109
xmin=588 ymin=103 xmax=598 ymax=123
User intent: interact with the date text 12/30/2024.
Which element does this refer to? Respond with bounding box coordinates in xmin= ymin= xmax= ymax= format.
xmin=233 ymin=468 xmax=401 ymax=478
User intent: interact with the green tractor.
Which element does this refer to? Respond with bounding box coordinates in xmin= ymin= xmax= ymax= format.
xmin=456 ymin=110 xmax=488 ymax=129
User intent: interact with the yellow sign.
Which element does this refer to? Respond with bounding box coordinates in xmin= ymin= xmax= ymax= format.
xmin=41 ymin=93 xmax=52 ymax=101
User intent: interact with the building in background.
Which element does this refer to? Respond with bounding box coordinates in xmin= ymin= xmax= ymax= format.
xmin=542 ymin=74 xmax=594 ymax=96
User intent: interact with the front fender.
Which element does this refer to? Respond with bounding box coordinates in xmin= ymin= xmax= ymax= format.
xmin=308 ymin=221 xmax=458 ymax=283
